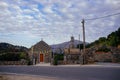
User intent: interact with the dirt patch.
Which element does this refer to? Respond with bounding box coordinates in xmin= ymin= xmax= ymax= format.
xmin=0 ymin=75 xmax=8 ymax=80
xmin=0 ymin=74 xmax=59 ymax=80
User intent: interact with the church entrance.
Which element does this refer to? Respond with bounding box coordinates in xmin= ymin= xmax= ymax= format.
xmin=40 ymin=54 xmax=44 ymax=62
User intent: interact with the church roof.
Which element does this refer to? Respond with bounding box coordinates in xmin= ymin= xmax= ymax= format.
xmin=32 ymin=40 xmax=51 ymax=51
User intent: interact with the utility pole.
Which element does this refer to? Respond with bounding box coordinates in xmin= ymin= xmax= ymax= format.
xmin=79 ymin=34 xmax=81 ymax=64
xmin=81 ymin=19 xmax=86 ymax=64
xmin=79 ymin=34 xmax=81 ymax=50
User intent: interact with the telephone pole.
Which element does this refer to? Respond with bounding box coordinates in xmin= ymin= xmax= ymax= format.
xmin=81 ymin=19 xmax=86 ymax=64
xmin=79 ymin=34 xmax=80 ymax=64
xmin=79 ymin=34 xmax=81 ymax=50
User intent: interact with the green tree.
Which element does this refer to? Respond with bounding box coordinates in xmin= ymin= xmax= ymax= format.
xmin=85 ymin=27 xmax=120 ymax=48
xmin=19 ymin=52 xmax=26 ymax=59
xmin=107 ymin=32 xmax=117 ymax=47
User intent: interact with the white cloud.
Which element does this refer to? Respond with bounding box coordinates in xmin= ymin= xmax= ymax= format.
xmin=43 ymin=5 xmax=53 ymax=13
xmin=0 ymin=1 xmax=8 ymax=9
xmin=105 ymin=0 xmax=120 ymax=5
xmin=0 ymin=0 xmax=120 ymax=47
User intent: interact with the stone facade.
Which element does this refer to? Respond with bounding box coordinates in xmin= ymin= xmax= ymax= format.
xmin=94 ymin=52 xmax=113 ymax=62
xmin=29 ymin=40 xmax=51 ymax=64
xmin=64 ymin=36 xmax=81 ymax=64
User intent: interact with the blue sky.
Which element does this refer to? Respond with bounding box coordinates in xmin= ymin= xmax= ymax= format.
xmin=0 ymin=0 xmax=120 ymax=48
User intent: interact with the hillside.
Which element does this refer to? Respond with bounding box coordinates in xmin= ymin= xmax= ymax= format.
xmin=50 ymin=40 xmax=88 ymax=53
xmin=86 ymin=28 xmax=120 ymax=48
xmin=0 ymin=43 xmax=28 ymax=61
xmin=51 ymin=40 xmax=82 ymax=49
xmin=0 ymin=43 xmax=28 ymax=53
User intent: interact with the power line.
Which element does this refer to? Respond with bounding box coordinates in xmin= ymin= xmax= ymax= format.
xmin=85 ymin=12 xmax=120 ymax=21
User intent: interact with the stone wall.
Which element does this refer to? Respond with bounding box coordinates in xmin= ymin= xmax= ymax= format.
xmin=94 ymin=52 xmax=113 ymax=62
xmin=0 ymin=61 xmax=27 ymax=65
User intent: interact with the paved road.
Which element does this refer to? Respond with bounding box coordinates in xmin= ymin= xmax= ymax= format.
xmin=0 ymin=65 xmax=120 ymax=80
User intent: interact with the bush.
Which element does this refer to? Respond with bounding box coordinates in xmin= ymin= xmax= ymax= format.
xmin=53 ymin=55 xmax=58 ymax=65
xmin=53 ymin=54 xmax=64 ymax=65
xmin=96 ymin=47 xmax=110 ymax=52
xmin=0 ymin=53 xmax=20 ymax=61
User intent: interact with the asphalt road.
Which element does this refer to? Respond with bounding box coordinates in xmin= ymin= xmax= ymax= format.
xmin=0 ymin=65 xmax=120 ymax=80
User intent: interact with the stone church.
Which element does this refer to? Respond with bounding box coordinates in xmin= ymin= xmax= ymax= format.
xmin=64 ymin=36 xmax=81 ymax=64
xmin=29 ymin=40 xmax=51 ymax=64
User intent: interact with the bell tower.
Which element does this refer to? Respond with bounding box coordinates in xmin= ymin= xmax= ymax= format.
xmin=70 ymin=36 xmax=74 ymax=48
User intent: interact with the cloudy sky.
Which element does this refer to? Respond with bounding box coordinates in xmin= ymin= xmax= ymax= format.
xmin=0 ymin=0 xmax=120 ymax=48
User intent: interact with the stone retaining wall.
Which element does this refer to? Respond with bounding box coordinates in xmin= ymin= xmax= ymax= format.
xmin=0 ymin=61 xmax=27 ymax=65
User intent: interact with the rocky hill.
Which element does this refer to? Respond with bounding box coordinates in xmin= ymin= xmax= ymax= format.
xmin=0 ymin=43 xmax=28 ymax=54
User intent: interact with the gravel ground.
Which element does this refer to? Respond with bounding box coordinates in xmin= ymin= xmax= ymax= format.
xmin=0 ymin=74 xmax=59 ymax=80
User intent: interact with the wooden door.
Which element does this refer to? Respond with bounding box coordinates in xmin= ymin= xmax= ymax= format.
xmin=40 ymin=54 xmax=44 ymax=62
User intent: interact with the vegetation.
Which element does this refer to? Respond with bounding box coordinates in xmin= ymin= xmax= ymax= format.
xmin=0 ymin=52 xmax=28 ymax=61
xmin=0 ymin=43 xmax=29 ymax=61
xmin=86 ymin=28 xmax=120 ymax=48
xmin=0 ymin=53 xmax=20 ymax=61
xmin=53 ymin=54 xmax=64 ymax=65
xmin=96 ymin=46 xmax=111 ymax=52
xmin=76 ymin=28 xmax=120 ymax=63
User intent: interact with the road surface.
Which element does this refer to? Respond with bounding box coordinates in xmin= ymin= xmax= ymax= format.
xmin=0 ymin=65 xmax=120 ymax=80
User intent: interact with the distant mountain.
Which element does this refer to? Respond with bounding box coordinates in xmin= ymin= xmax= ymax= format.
xmin=50 ymin=40 xmax=88 ymax=53
xmin=0 ymin=42 xmax=28 ymax=54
